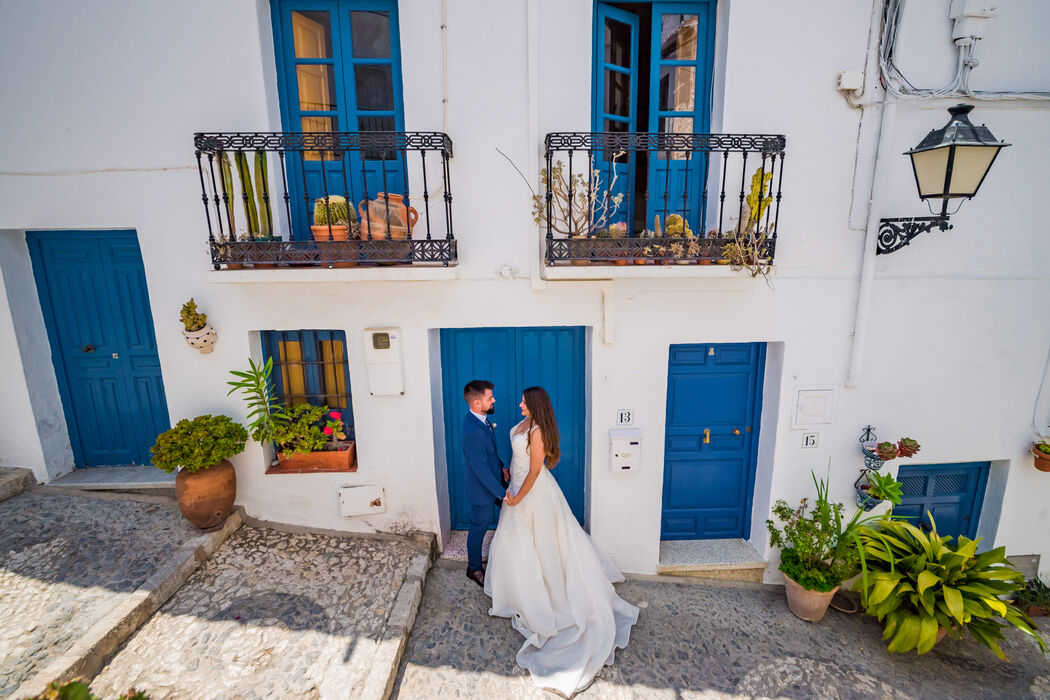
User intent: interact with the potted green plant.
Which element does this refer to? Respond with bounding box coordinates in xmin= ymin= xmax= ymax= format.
xmin=271 ymin=404 xmax=355 ymax=472
xmin=607 ymin=221 xmax=629 ymax=265
xmin=226 ymin=357 xmax=287 ymax=444
xmin=855 ymin=470 xmax=904 ymax=512
xmin=180 ymin=299 xmax=217 ymax=354
xmin=853 ymin=517 xmax=1047 ymax=658
xmin=151 ymin=414 xmax=247 ymax=529
xmin=766 ymin=472 xmax=878 ymax=622
xmin=861 ymin=436 xmax=921 ymax=470
xmin=311 ymin=195 xmax=359 ymax=268
xmin=1015 ymin=577 xmax=1050 ymax=617
xmin=1032 ymin=439 xmax=1050 ymax=472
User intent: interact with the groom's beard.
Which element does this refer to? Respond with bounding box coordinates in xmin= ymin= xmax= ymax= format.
xmin=485 ymin=407 xmax=496 ymax=415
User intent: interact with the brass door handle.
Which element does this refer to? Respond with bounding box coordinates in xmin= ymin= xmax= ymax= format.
xmin=703 ymin=428 xmax=710 ymax=444
xmin=733 ymin=428 xmax=741 ymax=435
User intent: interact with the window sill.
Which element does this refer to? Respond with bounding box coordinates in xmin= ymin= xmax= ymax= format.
xmin=266 ymin=444 xmax=358 ymax=474
xmin=541 ymin=264 xmax=776 ymax=281
xmin=265 ymin=463 xmax=358 ymax=475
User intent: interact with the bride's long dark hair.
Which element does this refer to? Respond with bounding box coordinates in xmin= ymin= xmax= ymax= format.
xmin=523 ymin=386 xmax=560 ymax=468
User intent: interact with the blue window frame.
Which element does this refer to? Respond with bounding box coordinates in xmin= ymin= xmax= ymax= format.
xmin=271 ymin=0 xmax=407 ymax=238
xmin=591 ymin=0 xmax=717 ymax=233
xmin=262 ymin=330 xmax=355 ymax=436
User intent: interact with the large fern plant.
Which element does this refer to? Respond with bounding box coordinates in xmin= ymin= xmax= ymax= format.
xmin=226 ymin=357 xmax=288 ymax=443
xmin=853 ymin=516 xmax=1047 ymax=659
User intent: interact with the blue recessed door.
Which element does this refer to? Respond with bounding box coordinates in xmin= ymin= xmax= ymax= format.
xmin=440 ymin=327 xmax=586 ymax=530
xmin=272 ymin=0 xmax=407 ymax=237
xmin=27 ymin=231 xmax=170 ymax=467
xmin=662 ymin=343 xmax=765 ymax=539
xmin=895 ymin=462 xmax=990 ymax=540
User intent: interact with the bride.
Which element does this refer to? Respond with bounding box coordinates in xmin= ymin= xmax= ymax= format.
xmin=484 ymin=386 xmax=639 ymax=696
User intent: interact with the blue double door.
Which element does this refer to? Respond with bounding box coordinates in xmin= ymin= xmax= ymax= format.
xmin=662 ymin=343 xmax=765 ymax=540
xmin=593 ymin=1 xmax=717 ymax=232
xmin=895 ymin=462 xmax=989 ymax=540
xmin=440 ymin=327 xmax=586 ymax=530
xmin=28 ymin=231 xmax=170 ymax=467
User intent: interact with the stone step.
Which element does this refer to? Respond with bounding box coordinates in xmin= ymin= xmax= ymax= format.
xmin=658 ymin=539 xmax=767 ymax=582
xmin=49 ymin=465 xmax=175 ymax=490
xmin=0 ymin=467 xmax=36 ymax=502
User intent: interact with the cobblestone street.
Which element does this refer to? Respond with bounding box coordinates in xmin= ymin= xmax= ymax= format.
xmin=92 ymin=525 xmax=426 ymax=700
xmin=393 ymin=562 xmax=1050 ymax=700
xmin=0 ymin=490 xmax=200 ymax=698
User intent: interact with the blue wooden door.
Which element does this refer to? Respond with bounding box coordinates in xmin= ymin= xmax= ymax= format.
xmin=440 ymin=327 xmax=586 ymax=530
xmin=592 ymin=3 xmax=639 ymax=230
xmin=895 ymin=462 xmax=989 ymax=540
xmin=646 ymin=2 xmax=716 ymax=230
xmin=273 ymin=0 xmax=407 ymax=238
xmin=27 ymin=231 xmax=170 ymax=467
xmin=662 ymin=343 xmax=765 ymax=539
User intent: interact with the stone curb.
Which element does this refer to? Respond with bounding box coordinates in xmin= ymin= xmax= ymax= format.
xmin=0 ymin=467 xmax=36 ymax=503
xmin=13 ymin=507 xmax=245 ymax=698
xmin=358 ymin=532 xmax=436 ymax=700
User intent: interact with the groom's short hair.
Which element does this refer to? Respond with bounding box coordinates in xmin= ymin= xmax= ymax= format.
xmin=463 ymin=380 xmax=494 ymax=404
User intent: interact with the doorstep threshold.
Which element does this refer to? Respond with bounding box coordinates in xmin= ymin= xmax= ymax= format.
xmin=49 ymin=465 xmax=175 ymax=490
xmin=658 ymin=539 xmax=767 ymax=582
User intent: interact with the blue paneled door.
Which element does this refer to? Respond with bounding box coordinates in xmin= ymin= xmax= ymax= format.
xmin=895 ymin=462 xmax=990 ymax=540
xmin=27 ymin=231 xmax=170 ymax=467
xmin=662 ymin=343 xmax=765 ymax=539
xmin=272 ymin=0 xmax=407 ymax=237
xmin=440 ymin=327 xmax=586 ymax=530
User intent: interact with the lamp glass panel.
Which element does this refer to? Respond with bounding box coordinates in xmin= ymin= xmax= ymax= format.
xmin=910 ymin=147 xmax=950 ymax=198
xmin=947 ymin=145 xmax=1000 ymax=196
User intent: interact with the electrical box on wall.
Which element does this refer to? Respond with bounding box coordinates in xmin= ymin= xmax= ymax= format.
xmin=609 ymin=428 xmax=641 ymax=473
xmin=364 ymin=328 xmax=404 ymax=395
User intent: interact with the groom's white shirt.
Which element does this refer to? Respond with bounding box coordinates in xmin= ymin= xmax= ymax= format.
xmin=470 ymin=410 xmax=491 ymax=427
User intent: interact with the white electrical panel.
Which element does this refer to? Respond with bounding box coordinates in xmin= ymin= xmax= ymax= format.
xmin=364 ymin=327 xmax=404 ymax=396
xmin=609 ymin=428 xmax=641 ymax=473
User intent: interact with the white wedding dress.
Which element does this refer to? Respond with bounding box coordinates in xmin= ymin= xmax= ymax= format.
xmin=484 ymin=424 xmax=639 ymax=696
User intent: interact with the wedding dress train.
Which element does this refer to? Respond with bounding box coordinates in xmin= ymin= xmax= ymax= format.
xmin=484 ymin=426 xmax=639 ymax=696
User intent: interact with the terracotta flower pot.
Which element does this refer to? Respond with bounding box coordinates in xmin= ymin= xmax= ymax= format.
xmin=614 ymin=258 xmax=628 ymax=266
xmin=275 ymin=442 xmax=356 ymax=473
xmin=782 ymin=574 xmax=839 ymax=622
xmin=311 ymin=225 xmax=350 ymax=242
xmin=1032 ymin=445 xmax=1050 ymax=472
xmin=175 ymin=459 xmax=236 ymax=530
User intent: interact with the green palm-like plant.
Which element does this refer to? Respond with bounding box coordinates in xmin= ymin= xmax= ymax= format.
xmin=226 ymin=357 xmax=288 ymax=443
xmin=853 ymin=516 xmax=1047 ymax=658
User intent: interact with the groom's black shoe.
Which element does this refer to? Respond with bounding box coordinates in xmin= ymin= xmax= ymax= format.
xmin=466 ymin=568 xmax=485 ymax=588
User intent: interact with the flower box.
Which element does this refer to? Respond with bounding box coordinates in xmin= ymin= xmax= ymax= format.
xmin=270 ymin=441 xmax=357 ymax=474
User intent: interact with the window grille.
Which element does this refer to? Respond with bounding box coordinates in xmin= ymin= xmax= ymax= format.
xmin=262 ymin=330 xmax=354 ymax=436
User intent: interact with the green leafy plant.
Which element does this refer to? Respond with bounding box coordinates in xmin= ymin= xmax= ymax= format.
xmin=853 ymin=517 xmax=1047 ymax=658
xmin=865 ymin=470 xmax=904 ymax=505
xmin=150 ymin=415 xmax=247 ymax=474
xmin=1035 ymin=440 xmax=1050 ymax=456
xmin=271 ymin=403 xmax=329 ymax=455
xmin=767 ymin=472 xmax=879 ymax=592
xmin=1015 ymin=577 xmax=1050 ymax=611
xmin=227 ymin=358 xmax=288 ymax=443
xmin=179 ymin=299 xmax=207 ymax=332
xmin=25 ymin=679 xmax=149 ymax=700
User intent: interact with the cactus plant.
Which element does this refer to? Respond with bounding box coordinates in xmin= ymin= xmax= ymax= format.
xmin=218 ymin=153 xmax=236 ymax=233
xmin=179 ymin=299 xmax=207 ymax=332
xmin=253 ymin=150 xmax=272 ymax=237
xmin=312 ymin=195 xmax=353 ymax=227
xmin=665 ymin=213 xmax=693 ymax=237
xmin=234 ymin=151 xmax=260 ymax=236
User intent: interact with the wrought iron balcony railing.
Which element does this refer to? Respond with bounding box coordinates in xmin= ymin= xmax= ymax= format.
xmin=194 ymin=131 xmax=456 ymax=269
xmin=542 ymin=132 xmax=785 ymax=267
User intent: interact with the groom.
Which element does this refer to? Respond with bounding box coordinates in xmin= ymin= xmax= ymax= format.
xmin=461 ymin=380 xmax=509 ymax=588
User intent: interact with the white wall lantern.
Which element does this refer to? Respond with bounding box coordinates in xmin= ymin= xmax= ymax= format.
xmin=878 ymin=104 xmax=1010 ymax=254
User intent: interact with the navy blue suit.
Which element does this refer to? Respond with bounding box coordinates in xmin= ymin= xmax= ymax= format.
xmin=461 ymin=413 xmax=505 ymax=571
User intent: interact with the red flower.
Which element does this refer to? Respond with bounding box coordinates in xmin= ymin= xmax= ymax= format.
xmin=323 ymin=426 xmax=334 ymax=435
xmin=330 ymin=411 xmax=342 ymax=420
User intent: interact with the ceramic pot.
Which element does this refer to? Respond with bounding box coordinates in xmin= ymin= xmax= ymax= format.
xmin=182 ymin=323 xmax=217 ymax=354
xmin=614 ymin=258 xmax=628 ymax=266
xmin=861 ymin=445 xmax=885 ymax=471
xmin=358 ymin=193 xmax=417 ymax=240
xmin=783 ymin=574 xmax=839 ymax=622
xmin=175 ymin=459 xmax=236 ymax=530
xmin=1033 ymin=445 xmax=1050 ymax=472
xmin=311 ymin=224 xmax=350 ymax=242
xmin=855 ymin=484 xmax=882 ymax=512
xmin=275 ymin=442 xmax=356 ymax=473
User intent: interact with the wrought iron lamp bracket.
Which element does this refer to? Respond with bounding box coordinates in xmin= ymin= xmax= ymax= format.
xmin=876 ymin=216 xmax=952 ymax=255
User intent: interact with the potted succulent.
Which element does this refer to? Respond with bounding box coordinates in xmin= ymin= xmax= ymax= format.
xmin=180 ymin=299 xmax=217 ymax=354
xmin=1015 ymin=577 xmax=1050 ymax=617
xmin=855 ymin=470 xmax=904 ymax=512
xmin=767 ymin=472 xmax=879 ymax=622
xmin=1032 ymin=439 xmax=1050 ymax=472
xmin=151 ymin=414 xmax=247 ymax=529
xmin=861 ymin=436 xmax=921 ymax=470
xmin=853 ymin=517 xmax=1046 ymax=657
xmin=608 ymin=221 xmax=629 ymax=265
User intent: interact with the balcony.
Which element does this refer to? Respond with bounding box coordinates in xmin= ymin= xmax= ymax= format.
xmin=194 ymin=131 xmax=456 ymax=270
xmin=542 ymin=132 xmax=786 ymax=271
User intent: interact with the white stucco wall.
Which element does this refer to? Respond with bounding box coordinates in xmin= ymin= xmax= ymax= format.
xmin=1 ymin=0 xmax=1048 ymax=578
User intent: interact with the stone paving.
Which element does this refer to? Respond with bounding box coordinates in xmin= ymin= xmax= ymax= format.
xmin=0 ymin=491 xmax=200 ymax=698
xmin=92 ymin=526 xmax=424 ymax=699
xmin=393 ymin=562 xmax=1050 ymax=699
